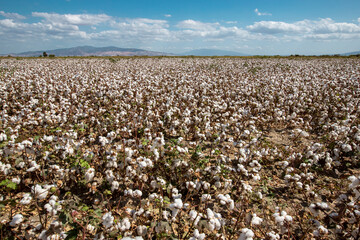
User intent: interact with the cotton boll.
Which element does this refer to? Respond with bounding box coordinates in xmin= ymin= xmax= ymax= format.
xmin=251 ymin=214 xmax=263 ymax=225
xmin=342 ymin=143 xmax=352 ymax=152
xmin=267 ymin=231 xmax=280 ymax=240
xmin=9 ymin=214 xmax=23 ymax=227
xmin=238 ymin=228 xmax=254 ymax=240
xmin=85 ymin=168 xmax=95 ymax=182
xmin=31 ymin=184 xmax=48 ymax=200
xmin=102 ymin=212 xmax=114 ymax=229
xmin=133 ymin=190 xmax=143 ymax=198
xmin=20 ymin=193 xmax=32 ymax=205
xmin=111 ymin=181 xmax=119 ymax=192
xmin=11 ymin=177 xmax=21 ymax=184
xmin=189 ymin=229 xmax=206 ymax=240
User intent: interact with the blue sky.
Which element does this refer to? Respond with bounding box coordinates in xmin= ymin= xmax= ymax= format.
xmin=0 ymin=0 xmax=360 ymax=55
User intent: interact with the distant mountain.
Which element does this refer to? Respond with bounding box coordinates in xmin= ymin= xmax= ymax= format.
xmin=341 ymin=51 xmax=360 ymax=56
xmin=181 ymin=49 xmax=249 ymax=56
xmin=5 ymin=46 xmax=173 ymax=57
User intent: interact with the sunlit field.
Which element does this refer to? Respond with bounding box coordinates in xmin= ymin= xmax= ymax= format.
xmin=0 ymin=57 xmax=359 ymax=239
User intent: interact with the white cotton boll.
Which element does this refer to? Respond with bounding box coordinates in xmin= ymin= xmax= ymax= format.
xmin=133 ymin=190 xmax=143 ymax=198
xmin=26 ymin=161 xmax=40 ymax=172
xmin=189 ymin=229 xmax=206 ymax=240
xmin=267 ymin=231 xmax=280 ymax=240
xmin=9 ymin=214 xmax=23 ymax=227
xmin=214 ymin=181 xmax=221 ymax=188
xmin=11 ymin=177 xmax=21 ymax=184
xmin=44 ymin=196 xmax=61 ymax=216
xmin=251 ymin=214 xmax=263 ymax=225
xmin=342 ymin=143 xmax=352 ymax=152
xmin=102 ymin=212 xmax=114 ymax=229
xmin=189 ymin=210 xmax=198 ymax=221
xmin=255 ymin=191 xmax=263 ymax=199
xmin=238 ymin=228 xmax=254 ymax=240
xmin=153 ymin=148 xmax=159 ymax=160
xmin=125 ymin=189 xmax=133 ymax=197
xmin=85 ymin=168 xmax=95 ymax=182
xmin=17 ymin=161 xmax=25 ymax=169
xmin=349 ymin=175 xmax=360 ymax=189
xmin=202 ymin=181 xmax=210 ymax=190
xmin=170 ymin=198 xmax=183 ymax=209
xmin=284 ymin=215 xmax=293 ymax=222
xmin=201 ymin=194 xmax=211 ymax=202
xmin=252 ymin=174 xmax=260 ymax=181
xmin=31 ymin=184 xmax=48 ymax=200
xmin=43 ymin=135 xmax=54 ymax=142
xmin=0 ymin=133 xmax=7 ymax=142
xmin=111 ymin=181 xmax=119 ymax=192
xmin=20 ymin=193 xmax=32 ymax=205
xmin=99 ymin=136 xmax=109 ymax=146
xmin=117 ymin=218 xmax=131 ymax=231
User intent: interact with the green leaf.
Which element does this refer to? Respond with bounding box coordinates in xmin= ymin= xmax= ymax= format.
xmin=0 ymin=179 xmax=17 ymax=190
xmin=94 ymin=208 xmax=102 ymax=217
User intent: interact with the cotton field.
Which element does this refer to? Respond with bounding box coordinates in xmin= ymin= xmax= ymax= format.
xmin=0 ymin=57 xmax=359 ymax=239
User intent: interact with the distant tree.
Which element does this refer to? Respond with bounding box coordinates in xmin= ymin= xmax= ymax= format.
xmin=43 ymin=52 xmax=48 ymax=57
xmin=49 ymin=54 xmax=55 ymax=58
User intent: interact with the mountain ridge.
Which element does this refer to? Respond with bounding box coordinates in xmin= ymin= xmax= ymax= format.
xmin=4 ymin=46 xmax=173 ymax=57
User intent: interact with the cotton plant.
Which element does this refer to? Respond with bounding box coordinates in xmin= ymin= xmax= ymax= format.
xmin=1 ymin=57 xmax=360 ymax=239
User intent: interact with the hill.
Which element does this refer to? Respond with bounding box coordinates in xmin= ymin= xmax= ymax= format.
xmin=5 ymin=46 xmax=172 ymax=57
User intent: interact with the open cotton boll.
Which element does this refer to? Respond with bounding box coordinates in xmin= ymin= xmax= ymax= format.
xmin=20 ymin=193 xmax=32 ymax=205
xmin=102 ymin=212 xmax=114 ymax=229
xmin=115 ymin=217 xmax=131 ymax=231
xmin=85 ymin=167 xmax=95 ymax=182
xmin=238 ymin=228 xmax=254 ymax=240
xmin=44 ymin=195 xmax=62 ymax=215
xmin=189 ymin=229 xmax=206 ymax=240
xmin=251 ymin=214 xmax=263 ymax=225
xmin=9 ymin=214 xmax=24 ymax=227
xmin=26 ymin=161 xmax=40 ymax=172
xmin=31 ymin=184 xmax=48 ymax=200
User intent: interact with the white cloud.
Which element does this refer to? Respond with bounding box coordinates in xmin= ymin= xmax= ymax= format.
xmin=1 ymin=10 xmax=360 ymax=54
xmin=247 ymin=18 xmax=360 ymax=40
xmin=176 ymin=19 xmax=254 ymax=40
xmin=32 ymin=12 xmax=111 ymax=26
xmin=164 ymin=14 xmax=171 ymax=18
xmin=93 ymin=18 xmax=171 ymax=42
xmin=254 ymin=9 xmax=272 ymax=16
xmin=247 ymin=21 xmax=308 ymax=34
xmin=0 ymin=11 xmax=26 ymax=19
xmin=177 ymin=19 xmax=220 ymax=31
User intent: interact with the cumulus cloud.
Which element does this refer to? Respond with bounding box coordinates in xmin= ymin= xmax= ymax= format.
xmin=254 ymin=9 xmax=272 ymax=16
xmin=1 ymin=10 xmax=360 ymax=51
xmin=164 ymin=14 xmax=171 ymax=18
xmin=87 ymin=18 xmax=172 ymax=43
xmin=247 ymin=21 xmax=308 ymax=34
xmin=175 ymin=19 xmax=253 ymax=40
xmin=177 ymin=19 xmax=220 ymax=31
xmin=0 ymin=11 xmax=26 ymax=19
xmin=247 ymin=18 xmax=360 ymax=40
xmin=32 ymin=12 xmax=111 ymax=25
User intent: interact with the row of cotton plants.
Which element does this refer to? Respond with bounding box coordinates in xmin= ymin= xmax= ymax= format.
xmin=0 ymin=57 xmax=359 ymax=239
